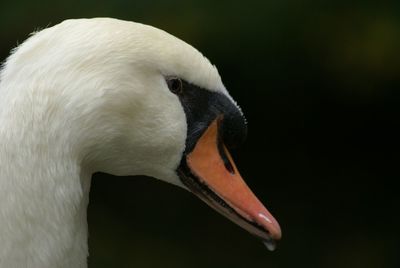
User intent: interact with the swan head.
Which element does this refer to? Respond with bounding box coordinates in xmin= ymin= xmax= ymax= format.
xmin=1 ymin=18 xmax=281 ymax=247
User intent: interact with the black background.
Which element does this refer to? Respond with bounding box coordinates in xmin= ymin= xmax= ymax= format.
xmin=1 ymin=1 xmax=399 ymax=267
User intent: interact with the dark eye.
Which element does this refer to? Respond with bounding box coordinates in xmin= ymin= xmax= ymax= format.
xmin=167 ymin=77 xmax=183 ymax=95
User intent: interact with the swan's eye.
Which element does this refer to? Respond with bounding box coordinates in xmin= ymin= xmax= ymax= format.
xmin=167 ymin=77 xmax=183 ymax=95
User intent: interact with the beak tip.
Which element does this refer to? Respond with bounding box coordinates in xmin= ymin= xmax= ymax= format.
xmin=257 ymin=212 xmax=282 ymax=241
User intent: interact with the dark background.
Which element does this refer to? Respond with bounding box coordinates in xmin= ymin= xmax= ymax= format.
xmin=1 ymin=1 xmax=399 ymax=267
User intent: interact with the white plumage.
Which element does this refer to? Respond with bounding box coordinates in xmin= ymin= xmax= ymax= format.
xmin=0 ymin=18 xmax=281 ymax=268
xmin=0 ymin=18 xmax=231 ymax=268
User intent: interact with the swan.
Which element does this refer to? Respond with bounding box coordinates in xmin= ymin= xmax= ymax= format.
xmin=0 ymin=18 xmax=281 ymax=267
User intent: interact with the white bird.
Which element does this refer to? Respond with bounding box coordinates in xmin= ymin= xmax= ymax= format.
xmin=0 ymin=18 xmax=281 ymax=268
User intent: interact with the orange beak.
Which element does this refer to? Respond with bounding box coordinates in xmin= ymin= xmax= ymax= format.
xmin=179 ymin=117 xmax=281 ymax=249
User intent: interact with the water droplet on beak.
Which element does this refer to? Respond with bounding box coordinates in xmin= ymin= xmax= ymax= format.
xmin=263 ymin=239 xmax=276 ymax=251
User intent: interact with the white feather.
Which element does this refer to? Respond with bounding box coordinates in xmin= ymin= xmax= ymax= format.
xmin=0 ymin=18 xmax=237 ymax=267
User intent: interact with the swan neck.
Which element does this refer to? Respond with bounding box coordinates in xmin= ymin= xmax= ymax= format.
xmin=0 ymin=136 xmax=91 ymax=267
